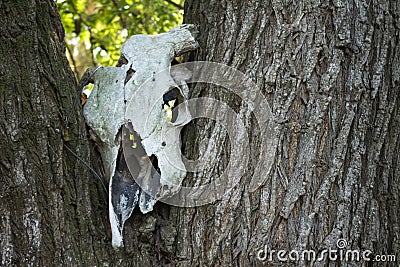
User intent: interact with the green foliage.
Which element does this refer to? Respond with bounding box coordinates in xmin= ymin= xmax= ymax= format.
xmin=56 ymin=0 xmax=184 ymax=79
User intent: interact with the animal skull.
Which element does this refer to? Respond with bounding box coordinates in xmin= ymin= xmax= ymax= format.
xmin=83 ymin=25 xmax=198 ymax=248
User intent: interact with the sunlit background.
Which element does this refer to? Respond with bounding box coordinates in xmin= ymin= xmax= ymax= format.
xmin=56 ymin=0 xmax=184 ymax=79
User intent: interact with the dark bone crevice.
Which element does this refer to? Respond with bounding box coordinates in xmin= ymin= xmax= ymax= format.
xmin=111 ymin=123 xmax=163 ymax=218
xmin=116 ymin=55 xmax=128 ymax=67
xmin=111 ymin=147 xmax=140 ymax=224
xmin=124 ymin=65 xmax=136 ymax=85
xmin=162 ymin=87 xmax=184 ymax=123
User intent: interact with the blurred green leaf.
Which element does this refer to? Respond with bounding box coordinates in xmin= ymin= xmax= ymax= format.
xmin=56 ymin=0 xmax=184 ymax=79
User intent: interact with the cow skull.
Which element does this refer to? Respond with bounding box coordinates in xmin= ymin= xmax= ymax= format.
xmin=83 ymin=25 xmax=198 ymax=248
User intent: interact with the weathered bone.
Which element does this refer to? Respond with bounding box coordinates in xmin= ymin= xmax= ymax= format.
xmin=83 ymin=24 xmax=198 ymax=248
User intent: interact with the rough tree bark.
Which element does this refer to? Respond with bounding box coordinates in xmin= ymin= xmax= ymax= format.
xmin=0 ymin=0 xmax=399 ymax=266
xmin=0 ymin=0 xmax=112 ymax=265
xmin=175 ymin=0 xmax=400 ymax=266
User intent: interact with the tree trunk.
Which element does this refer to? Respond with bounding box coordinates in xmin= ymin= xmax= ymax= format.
xmin=174 ymin=0 xmax=399 ymax=266
xmin=0 ymin=0 xmax=112 ymax=265
xmin=1 ymin=0 xmax=399 ymax=266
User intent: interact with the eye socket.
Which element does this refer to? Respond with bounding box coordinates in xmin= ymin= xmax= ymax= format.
xmin=162 ymin=88 xmax=184 ymax=123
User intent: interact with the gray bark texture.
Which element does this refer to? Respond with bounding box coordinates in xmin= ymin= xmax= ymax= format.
xmin=0 ymin=0 xmax=110 ymax=265
xmin=178 ymin=0 xmax=400 ymax=266
xmin=0 ymin=0 xmax=399 ymax=266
